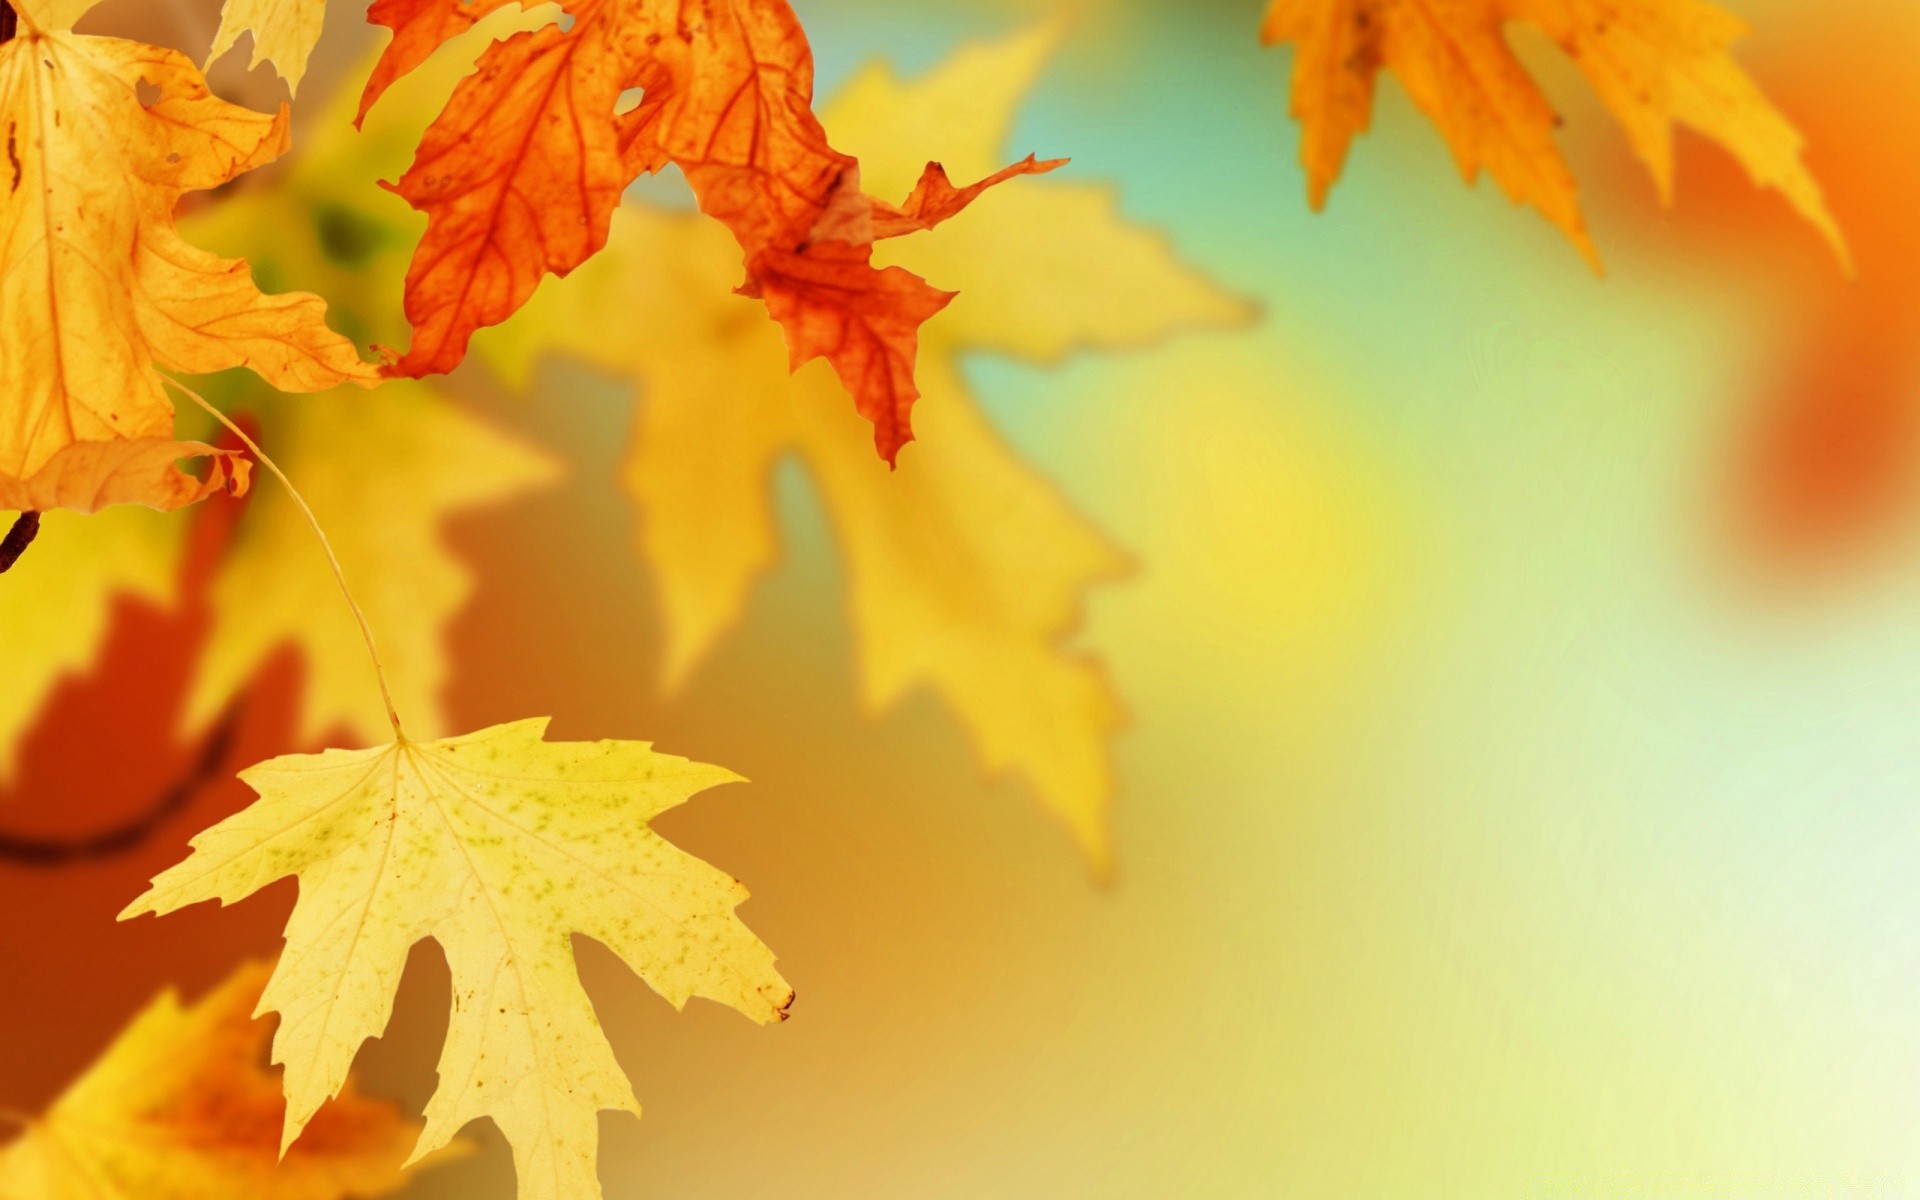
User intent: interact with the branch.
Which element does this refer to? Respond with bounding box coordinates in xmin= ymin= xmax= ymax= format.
xmin=0 ymin=701 xmax=245 ymax=867
xmin=0 ymin=512 xmax=39 ymax=573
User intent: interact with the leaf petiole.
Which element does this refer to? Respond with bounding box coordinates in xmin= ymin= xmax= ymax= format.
xmin=161 ymin=376 xmax=405 ymax=740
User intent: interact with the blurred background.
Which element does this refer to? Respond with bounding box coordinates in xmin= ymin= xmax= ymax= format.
xmin=6 ymin=0 xmax=1920 ymax=1196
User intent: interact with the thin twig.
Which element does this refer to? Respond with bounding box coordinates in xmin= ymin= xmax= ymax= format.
xmin=0 ymin=513 xmax=38 ymax=573
xmin=0 ymin=701 xmax=244 ymax=867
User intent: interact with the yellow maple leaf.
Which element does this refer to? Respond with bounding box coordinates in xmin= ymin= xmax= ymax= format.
xmin=481 ymin=24 xmax=1252 ymax=865
xmin=0 ymin=507 xmax=178 ymax=782
xmin=0 ymin=959 xmax=428 ymax=1200
xmin=207 ymin=0 xmax=327 ymax=93
xmin=123 ymin=719 xmax=791 ymax=1200
xmin=1261 ymin=0 xmax=1850 ymax=269
xmin=0 ymin=3 xmax=373 ymax=513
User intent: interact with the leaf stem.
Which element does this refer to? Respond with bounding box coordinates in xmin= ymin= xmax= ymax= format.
xmin=163 ymin=377 xmax=406 ymax=741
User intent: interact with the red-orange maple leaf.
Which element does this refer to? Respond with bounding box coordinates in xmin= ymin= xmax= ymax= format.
xmin=361 ymin=0 xmax=1059 ymax=462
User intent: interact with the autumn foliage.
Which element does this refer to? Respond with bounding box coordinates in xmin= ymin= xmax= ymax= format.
xmin=0 ymin=0 xmax=1873 ymax=1198
xmin=1261 ymin=0 xmax=1848 ymax=268
xmin=363 ymin=0 xmax=1061 ymax=462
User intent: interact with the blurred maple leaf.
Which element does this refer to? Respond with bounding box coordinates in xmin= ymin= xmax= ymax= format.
xmin=360 ymin=0 xmax=1057 ymax=461
xmin=0 ymin=0 xmax=372 ymax=514
xmin=1261 ymin=0 xmax=1849 ymax=269
xmin=0 ymin=959 xmax=433 ymax=1199
xmin=481 ymin=24 xmax=1253 ymax=865
xmin=125 ymin=720 xmax=788 ymax=1200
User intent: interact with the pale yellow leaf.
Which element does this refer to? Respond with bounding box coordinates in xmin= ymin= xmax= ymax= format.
xmin=123 ymin=720 xmax=790 ymax=1200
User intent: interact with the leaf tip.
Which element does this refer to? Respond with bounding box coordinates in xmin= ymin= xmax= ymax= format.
xmin=878 ymin=429 xmax=915 ymax=469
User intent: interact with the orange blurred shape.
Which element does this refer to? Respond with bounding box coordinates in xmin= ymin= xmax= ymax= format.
xmin=1635 ymin=6 xmax=1920 ymax=574
xmin=0 ymin=445 xmax=302 ymax=1111
xmin=1742 ymin=307 xmax=1920 ymax=562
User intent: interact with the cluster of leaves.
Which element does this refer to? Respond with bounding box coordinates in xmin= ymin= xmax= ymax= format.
xmin=2 ymin=0 xmax=1049 ymax=517
xmin=0 ymin=0 xmax=1105 ymax=1194
xmin=0 ymin=0 xmax=1244 ymax=1192
xmin=0 ymin=0 xmax=1852 ymax=1196
xmin=1260 ymin=0 xmax=1848 ymax=268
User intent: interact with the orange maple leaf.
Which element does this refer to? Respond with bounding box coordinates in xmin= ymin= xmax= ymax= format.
xmin=361 ymin=0 xmax=1060 ymax=463
xmin=1261 ymin=0 xmax=1848 ymax=269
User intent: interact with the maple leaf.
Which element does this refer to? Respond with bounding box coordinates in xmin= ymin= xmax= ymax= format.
xmin=359 ymin=0 xmax=1058 ymax=462
xmin=1261 ymin=0 xmax=1850 ymax=268
xmin=123 ymin=719 xmax=791 ymax=1200
xmin=480 ymin=26 xmax=1253 ymax=864
xmin=207 ymin=0 xmax=327 ymax=93
xmin=0 ymin=959 xmax=427 ymax=1200
xmin=0 ymin=3 xmax=373 ymax=513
